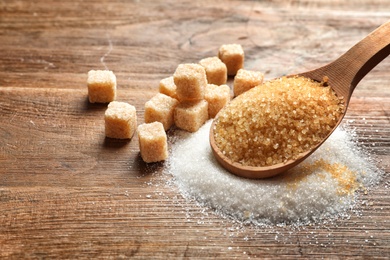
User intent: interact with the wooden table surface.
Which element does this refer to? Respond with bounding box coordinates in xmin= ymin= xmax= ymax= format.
xmin=1 ymin=0 xmax=389 ymax=258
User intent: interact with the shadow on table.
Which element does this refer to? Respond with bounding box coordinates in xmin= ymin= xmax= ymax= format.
xmin=133 ymin=153 xmax=166 ymax=177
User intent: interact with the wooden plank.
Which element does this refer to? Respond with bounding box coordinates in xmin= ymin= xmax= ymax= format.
xmin=0 ymin=0 xmax=389 ymax=258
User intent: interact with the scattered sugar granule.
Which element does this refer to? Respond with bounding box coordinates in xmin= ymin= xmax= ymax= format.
xmin=167 ymin=120 xmax=382 ymax=226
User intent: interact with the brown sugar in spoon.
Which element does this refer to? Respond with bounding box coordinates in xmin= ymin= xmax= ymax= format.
xmin=210 ymin=20 xmax=390 ymax=179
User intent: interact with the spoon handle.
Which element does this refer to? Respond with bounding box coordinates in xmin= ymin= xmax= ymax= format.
xmin=301 ymin=20 xmax=390 ymax=103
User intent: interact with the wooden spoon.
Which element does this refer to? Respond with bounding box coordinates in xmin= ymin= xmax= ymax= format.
xmin=210 ymin=20 xmax=390 ymax=179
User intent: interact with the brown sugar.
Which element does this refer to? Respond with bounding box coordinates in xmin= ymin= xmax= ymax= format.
xmin=87 ymin=70 xmax=117 ymax=103
xmin=199 ymin=56 xmax=228 ymax=85
xmin=204 ymin=84 xmax=231 ymax=118
xmin=105 ymin=101 xmax=137 ymax=139
xmin=218 ymin=44 xmax=244 ymax=76
xmin=137 ymin=122 xmax=168 ymax=163
xmin=144 ymin=93 xmax=179 ymax=131
xmin=174 ymin=99 xmax=209 ymax=132
xmin=213 ymin=76 xmax=345 ymax=167
xmin=173 ymin=63 xmax=207 ymax=102
xmin=159 ymin=76 xmax=178 ymax=99
xmin=233 ymin=69 xmax=264 ymax=97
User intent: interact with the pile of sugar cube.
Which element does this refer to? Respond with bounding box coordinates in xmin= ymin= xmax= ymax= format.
xmin=87 ymin=44 xmax=264 ymax=163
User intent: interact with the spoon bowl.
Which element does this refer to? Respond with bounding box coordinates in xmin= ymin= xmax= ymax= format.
xmin=210 ymin=20 xmax=390 ymax=179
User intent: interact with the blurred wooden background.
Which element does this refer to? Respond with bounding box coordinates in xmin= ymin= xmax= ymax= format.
xmin=1 ymin=0 xmax=389 ymax=258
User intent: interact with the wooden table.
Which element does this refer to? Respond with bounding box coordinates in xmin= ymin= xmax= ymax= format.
xmin=1 ymin=0 xmax=389 ymax=258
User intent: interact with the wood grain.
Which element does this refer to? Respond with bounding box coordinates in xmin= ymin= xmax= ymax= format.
xmin=1 ymin=0 xmax=389 ymax=258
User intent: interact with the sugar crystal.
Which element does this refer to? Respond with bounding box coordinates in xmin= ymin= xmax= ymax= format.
xmin=167 ymin=120 xmax=382 ymax=226
xmin=214 ymin=76 xmax=345 ymax=167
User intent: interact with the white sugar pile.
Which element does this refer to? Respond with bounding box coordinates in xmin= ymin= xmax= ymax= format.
xmin=167 ymin=120 xmax=382 ymax=226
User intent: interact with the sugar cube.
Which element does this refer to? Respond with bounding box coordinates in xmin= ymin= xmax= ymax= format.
xmin=233 ymin=69 xmax=264 ymax=97
xmin=204 ymin=84 xmax=231 ymax=118
xmin=144 ymin=93 xmax=179 ymax=131
xmin=137 ymin=122 xmax=168 ymax=163
xmin=87 ymin=70 xmax=117 ymax=103
xmin=218 ymin=44 xmax=244 ymax=76
xmin=105 ymin=101 xmax=137 ymax=139
xmin=173 ymin=63 xmax=207 ymax=102
xmin=199 ymin=57 xmax=227 ymax=85
xmin=159 ymin=76 xmax=177 ymax=99
xmin=174 ymin=99 xmax=208 ymax=132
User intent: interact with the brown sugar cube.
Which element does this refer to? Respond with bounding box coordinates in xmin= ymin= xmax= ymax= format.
xmin=204 ymin=84 xmax=231 ymax=118
xmin=199 ymin=57 xmax=227 ymax=85
xmin=174 ymin=99 xmax=209 ymax=132
xmin=233 ymin=69 xmax=264 ymax=97
xmin=159 ymin=76 xmax=177 ymax=99
xmin=144 ymin=93 xmax=179 ymax=131
xmin=218 ymin=44 xmax=244 ymax=76
xmin=137 ymin=122 xmax=168 ymax=163
xmin=87 ymin=70 xmax=116 ymax=103
xmin=105 ymin=101 xmax=137 ymax=139
xmin=173 ymin=63 xmax=207 ymax=102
